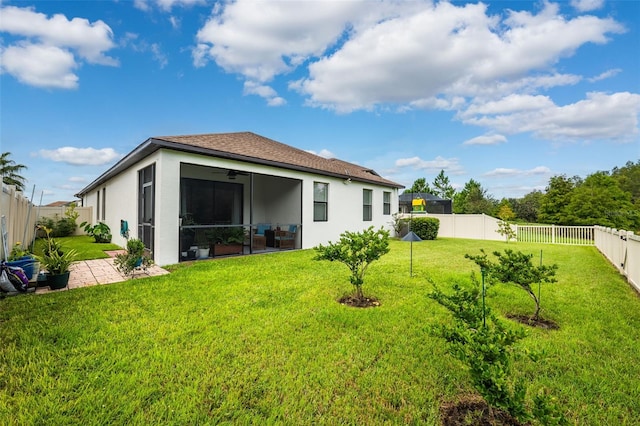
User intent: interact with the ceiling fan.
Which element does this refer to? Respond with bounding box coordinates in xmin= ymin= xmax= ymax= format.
xmin=211 ymin=169 xmax=249 ymax=180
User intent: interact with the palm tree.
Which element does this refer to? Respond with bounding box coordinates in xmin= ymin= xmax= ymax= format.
xmin=1 ymin=152 xmax=28 ymax=192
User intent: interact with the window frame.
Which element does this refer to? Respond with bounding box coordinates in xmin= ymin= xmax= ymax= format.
xmin=313 ymin=182 xmax=328 ymax=222
xmin=383 ymin=191 xmax=391 ymax=215
xmin=363 ymin=189 xmax=373 ymax=221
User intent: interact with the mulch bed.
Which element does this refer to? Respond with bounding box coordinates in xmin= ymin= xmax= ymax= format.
xmin=441 ymin=396 xmax=525 ymax=426
xmin=338 ymin=294 xmax=380 ymax=308
xmin=506 ymin=313 xmax=559 ymax=329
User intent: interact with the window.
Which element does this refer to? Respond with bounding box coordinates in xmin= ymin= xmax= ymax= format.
xmin=314 ymin=182 xmax=328 ymax=221
xmin=102 ymin=188 xmax=106 ymax=220
xmin=383 ymin=191 xmax=391 ymax=215
xmin=363 ymin=189 xmax=372 ymax=221
xmin=96 ymin=190 xmax=100 ymax=221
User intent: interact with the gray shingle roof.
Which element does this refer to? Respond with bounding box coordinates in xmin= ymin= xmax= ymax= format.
xmin=76 ymin=132 xmax=402 ymax=197
xmin=153 ymin=132 xmax=403 ymax=188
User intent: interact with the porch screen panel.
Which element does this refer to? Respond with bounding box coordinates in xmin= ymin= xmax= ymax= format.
xmin=138 ymin=164 xmax=155 ymax=255
xmin=181 ymin=178 xmax=243 ymax=225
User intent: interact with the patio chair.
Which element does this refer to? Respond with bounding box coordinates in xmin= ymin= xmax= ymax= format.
xmin=274 ymin=225 xmax=298 ymax=249
xmin=252 ymin=223 xmax=271 ymax=250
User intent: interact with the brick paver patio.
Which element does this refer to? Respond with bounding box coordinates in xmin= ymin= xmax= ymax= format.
xmin=35 ymin=253 xmax=169 ymax=294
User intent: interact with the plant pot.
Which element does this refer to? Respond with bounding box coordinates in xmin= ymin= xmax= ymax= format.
xmin=47 ymin=271 xmax=70 ymax=290
xmin=213 ymin=244 xmax=243 ymax=256
xmin=6 ymin=256 xmax=37 ymax=281
xmin=198 ymin=247 xmax=210 ymax=259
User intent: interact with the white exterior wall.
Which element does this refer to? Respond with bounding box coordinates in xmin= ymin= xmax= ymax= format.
xmin=302 ymin=177 xmax=398 ymax=248
xmin=83 ymin=149 xmax=399 ymax=266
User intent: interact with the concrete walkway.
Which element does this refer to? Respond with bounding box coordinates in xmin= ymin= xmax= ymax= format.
xmin=35 ymin=252 xmax=169 ymax=294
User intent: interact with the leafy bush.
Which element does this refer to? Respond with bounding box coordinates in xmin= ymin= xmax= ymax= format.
xmin=429 ymin=277 xmax=566 ymax=424
xmin=37 ymin=215 xmax=76 ymax=237
xmin=80 ymin=221 xmax=112 ymax=243
xmin=314 ymin=226 xmax=390 ymax=301
xmin=466 ymin=249 xmax=558 ymax=321
xmin=114 ymin=238 xmax=153 ymax=277
xmin=410 ymin=217 xmax=439 ymax=240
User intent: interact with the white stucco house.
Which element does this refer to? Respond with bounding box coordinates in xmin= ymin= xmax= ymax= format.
xmin=76 ymin=132 xmax=404 ymax=266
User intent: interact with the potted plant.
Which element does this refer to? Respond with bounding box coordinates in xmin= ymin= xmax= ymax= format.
xmin=6 ymin=242 xmax=39 ymax=282
xmin=79 ymin=221 xmax=112 ymax=243
xmin=114 ymin=238 xmax=153 ymax=277
xmin=38 ymin=227 xmax=78 ymax=290
xmin=194 ymin=229 xmax=210 ymax=259
xmin=206 ymin=226 xmax=244 ymax=256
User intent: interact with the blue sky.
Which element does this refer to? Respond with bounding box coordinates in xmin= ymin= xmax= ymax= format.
xmin=1 ymin=0 xmax=639 ymax=206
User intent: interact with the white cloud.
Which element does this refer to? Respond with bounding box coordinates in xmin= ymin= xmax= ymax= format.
xmin=463 ymin=134 xmax=508 ymax=146
xmin=0 ymin=43 xmax=78 ymax=88
xmin=134 ymin=0 xmax=205 ymax=12
xmin=464 ymin=92 xmax=640 ymax=142
xmin=588 ymin=68 xmax=621 ymax=82
xmin=394 ymin=156 xmax=464 ymax=175
xmin=68 ymin=176 xmax=87 ymax=183
xmin=306 ymin=149 xmax=335 ymax=159
xmin=243 ymin=81 xmax=286 ymax=107
xmin=484 ymin=166 xmax=551 ymax=177
xmin=39 ymin=147 xmax=122 ymax=166
xmin=191 ymin=0 xmax=632 ymax=144
xmin=0 ymin=5 xmax=117 ymax=89
xmin=295 ymin=1 xmax=623 ymax=111
xmin=571 ymin=0 xmax=605 ymax=13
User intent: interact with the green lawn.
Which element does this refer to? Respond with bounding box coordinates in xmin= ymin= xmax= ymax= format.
xmin=32 ymin=235 xmax=122 ymax=261
xmin=1 ymin=239 xmax=639 ymax=424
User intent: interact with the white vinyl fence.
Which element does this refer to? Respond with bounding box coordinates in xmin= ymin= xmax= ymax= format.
xmin=516 ymin=225 xmax=594 ymax=245
xmin=409 ymin=213 xmax=504 ymax=241
xmin=38 ymin=206 xmax=93 ymax=236
xmin=0 ymin=184 xmax=38 ymax=260
xmin=594 ymin=226 xmax=640 ymax=293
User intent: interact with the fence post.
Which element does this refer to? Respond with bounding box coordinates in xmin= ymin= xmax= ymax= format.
xmin=552 ymin=224 xmax=555 ymax=244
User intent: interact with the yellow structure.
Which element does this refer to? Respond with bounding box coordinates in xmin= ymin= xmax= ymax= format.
xmin=411 ymin=198 xmax=426 ymax=212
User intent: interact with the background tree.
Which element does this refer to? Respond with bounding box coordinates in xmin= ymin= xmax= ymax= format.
xmin=513 ymin=190 xmax=543 ymax=223
xmin=431 ymin=169 xmax=456 ymax=199
xmin=403 ymin=177 xmax=431 ymax=195
xmin=611 ymin=160 xmax=640 ymax=209
xmin=566 ymin=171 xmax=638 ymax=230
xmin=0 ymin=152 xmax=28 ymax=192
xmin=453 ymin=179 xmax=496 ymax=214
xmin=538 ymin=175 xmax=582 ymax=225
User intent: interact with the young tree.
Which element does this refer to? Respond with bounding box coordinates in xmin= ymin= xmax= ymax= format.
xmin=431 ymin=169 xmax=455 ymax=199
xmin=0 ymin=152 xmax=28 ymax=192
xmin=497 ymin=203 xmax=517 ymax=243
xmin=314 ymin=227 xmax=390 ymax=302
xmin=466 ymin=249 xmax=558 ymax=321
xmin=430 ymin=277 xmax=566 ymax=424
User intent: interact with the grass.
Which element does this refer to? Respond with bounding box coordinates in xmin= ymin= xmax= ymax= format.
xmin=32 ymin=235 xmax=122 ymax=261
xmin=1 ymin=238 xmax=639 ymax=424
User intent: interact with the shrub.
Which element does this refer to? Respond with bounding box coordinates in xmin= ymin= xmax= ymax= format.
xmin=466 ymin=249 xmax=558 ymax=321
xmin=314 ymin=226 xmax=390 ymax=301
xmin=410 ymin=217 xmax=439 ymax=240
xmin=80 ymin=221 xmax=112 ymax=243
xmin=429 ymin=277 xmax=566 ymax=424
xmin=114 ymin=238 xmax=153 ymax=277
